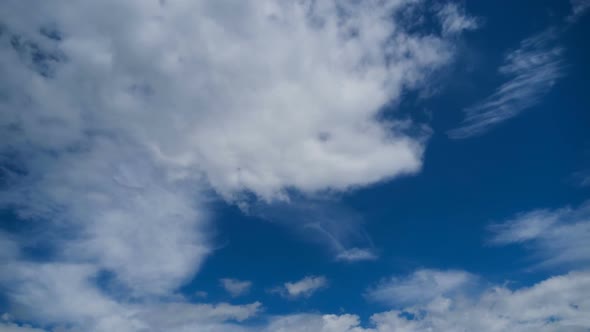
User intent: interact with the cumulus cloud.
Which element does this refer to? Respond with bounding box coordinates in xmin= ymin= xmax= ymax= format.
xmin=266 ymin=270 xmax=590 ymax=331
xmin=263 ymin=314 xmax=368 ymax=332
xmin=0 ymin=253 xmax=262 ymax=332
xmin=449 ymin=29 xmax=564 ymax=138
xmin=0 ymin=0 xmax=459 ymax=202
xmin=0 ymin=323 xmax=48 ymax=332
xmin=6 ymin=270 xmax=590 ymax=332
xmin=274 ymin=276 xmax=328 ymax=299
xmin=3 ymin=243 xmax=590 ymax=331
xmin=0 ymin=0 xmax=476 ymax=330
xmin=370 ymin=270 xmax=590 ymax=332
xmin=0 ymin=141 xmax=211 ymax=296
xmin=489 ymin=200 xmax=590 ymax=268
xmin=220 ymin=278 xmax=253 ymax=298
xmin=366 ymin=269 xmax=476 ymax=307
xmin=132 ymin=301 xmax=262 ymax=330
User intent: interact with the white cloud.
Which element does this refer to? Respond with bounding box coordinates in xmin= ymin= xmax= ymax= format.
xmin=0 ymin=141 xmax=211 ymax=296
xmin=335 ymin=247 xmax=378 ymax=262
xmin=489 ymin=201 xmax=590 ymax=268
xmin=367 ymin=270 xmax=590 ymax=332
xmin=0 ymin=257 xmax=261 ymax=332
xmin=0 ymin=0 xmax=471 ymax=293
xmin=0 ymin=261 xmax=144 ymax=331
xmin=133 ymin=301 xmax=262 ymax=330
xmin=2 ymin=243 xmax=590 ymax=331
xmin=437 ymin=3 xmax=479 ymax=36
xmin=0 ymin=0 xmax=467 ymax=202
xmin=366 ymin=269 xmax=476 ymax=306
xmin=449 ymin=29 xmax=564 ymax=138
xmin=220 ymin=278 xmax=253 ymax=298
xmin=0 ymin=0 xmax=475 ymax=331
xmin=263 ymin=270 xmax=590 ymax=332
xmin=263 ymin=314 xmax=368 ymax=332
xmin=0 ymin=323 xmax=49 ymax=332
xmin=275 ymin=276 xmax=328 ymax=299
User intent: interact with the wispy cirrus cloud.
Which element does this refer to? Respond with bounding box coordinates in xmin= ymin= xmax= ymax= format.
xmin=449 ymin=29 xmax=565 ymax=139
xmin=245 ymin=198 xmax=379 ymax=262
xmin=488 ymin=200 xmax=590 ymax=269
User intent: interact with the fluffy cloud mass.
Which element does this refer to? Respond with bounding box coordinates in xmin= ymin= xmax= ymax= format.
xmin=0 ymin=0 xmax=499 ymax=331
xmin=274 ymin=275 xmax=328 ymax=299
xmin=3 ymin=268 xmax=589 ymax=332
xmin=0 ymin=0 xmax=458 ymax=201
xmin=365 ymin=270 xmax=590 ymax=332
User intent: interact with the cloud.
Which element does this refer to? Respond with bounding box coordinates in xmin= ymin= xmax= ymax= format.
xmin=274 ymin=276 xmax=328 ymax=299
xmin=489 ymin=200 xmax=590 ymax=268
xmin=569 ymin=0 xmax=590 ymax=22
xmin=366 ymin=269 xmax=476 ymax=307
xmin=335 ymin=247 xmax=378 ymax=262
xmin=0 ymin=0 xmax=470 ymax=289
xmin=3 ymin=244 xmax=590 ymax=331
xmin=0 ymin=254 xmax=262 ymax=332
xmin=368 ymin=270 xmax=590 ymax=332
xmin=133 ymin=301 xmax=262 ymax=330
xmin=246 ymin=198 xmax=378 ymax=262
xmin=0 ymin=0 xmax=471 ymax=202
xmin=0 ymin=323 xmax=48 ymax=332
xmin=220 ymin=278 xmax=253 ymax=298
xmin=0 ymin=142 xmax=211 ymax=296
xmin=266 ymin=270 xmax=590 ymax=332
xmin=263 ymin=314 xmax=368 ymax=332
xmin=449 ymin=29 xmax=564 ymax=138
xmin=436 ymin=3 xmax=479 ymax=36
xmin=0 ymin=0 xmax=475 ymax=331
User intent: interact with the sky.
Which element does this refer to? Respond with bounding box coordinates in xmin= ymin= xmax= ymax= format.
xmin=0 ymin=0 xmax=589 ymax=331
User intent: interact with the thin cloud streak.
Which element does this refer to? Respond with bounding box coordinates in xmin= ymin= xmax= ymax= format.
xmin=449 ymin=29 xmax=565 ymax=139
xmin=489 ymin=200 xmax=590 ymax=269
xmin=272 ymin=275 xmax=328 ymax=300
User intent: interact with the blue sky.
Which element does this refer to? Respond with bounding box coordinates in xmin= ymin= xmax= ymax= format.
xmin=0 ymin=1 xmax=589 ymax=331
